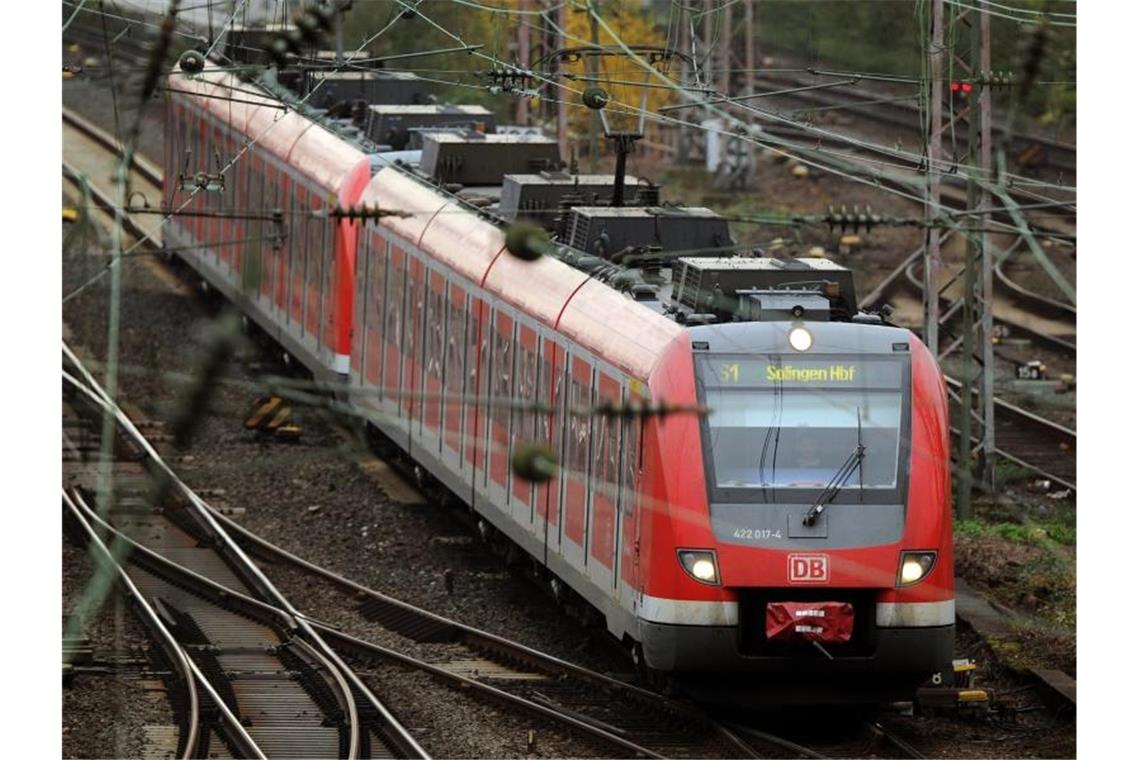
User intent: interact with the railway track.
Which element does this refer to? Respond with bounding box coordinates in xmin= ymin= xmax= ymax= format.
xmin=856 ymin=244 xmax=1075 ymax=491
xmin=725 ymin=718 xmax=926 ymax=760
xmin=750 ymin=71 xmax=1075 ymax=182
xmin=62 ymin=339 xmax=822 ymax=759
xmin=58 ymin=103 xmax=931 ymax=757
xmin=63 ymin=107 xmax=165 ymax=254
xmin=206 ymin=502 xmax=826 ymax=759
xmin=63 ymin=343 xmax=428 ymax=759
xmin=899 ymin=260 xmax=1077 ymax=490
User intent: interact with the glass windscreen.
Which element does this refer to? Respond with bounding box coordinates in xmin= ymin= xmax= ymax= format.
xmin=697 ymin=355 xmax=906 ymax=491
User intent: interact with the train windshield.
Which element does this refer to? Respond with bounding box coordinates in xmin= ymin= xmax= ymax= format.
xmin=696 ymin=355 xmax=907 ymax=492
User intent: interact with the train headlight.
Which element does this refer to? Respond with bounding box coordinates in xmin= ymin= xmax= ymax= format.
xmin=677 ymin=549 xmax=721 ymax=585
xmin=897 ymin=551 xmax=938 ymax=586
xmin=788 ymin=326 xmax=813 ymax=352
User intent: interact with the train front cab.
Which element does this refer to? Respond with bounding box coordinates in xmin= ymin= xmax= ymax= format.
xmin=635 ymin=321 xmax=955 ymax=704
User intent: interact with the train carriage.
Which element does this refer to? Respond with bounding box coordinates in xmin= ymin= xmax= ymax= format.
xmin=164 ymin=60 xmax=955 ymax=704
xmin=164 ymin=68 xmax=370 ymax=381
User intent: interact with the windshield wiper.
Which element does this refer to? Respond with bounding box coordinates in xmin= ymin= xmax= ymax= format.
xmin=801 ymin=443 xmax=866 ymax=527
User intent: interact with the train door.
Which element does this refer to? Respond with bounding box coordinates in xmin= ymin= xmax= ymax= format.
xmin=164 ymin=97 xmax=174 ymax=206
xmin=262 ymin=157 xmax=279 ymax=310
xmin=468 ymin=295 xmax=490 ymax=495
xmin=381 ymin=242 xmax=406 ymax=430
xmin=485 ymin=307 xmax=515 ymax=516
xmin=224 ymin=124 xmax=237 ymax=272
xmin=511 ymin=323 xmax=539 ymax=532
xmin=164 ymin=98 xmax=177 ymax=236
xmin=404 ymin=254 xmax=426 ymax=433
xmin=201 ymin=115 xmax=213 ymax=249
xmin=589 ymin=372 xmax=622 ymax=590
xmin=231 ymin=125 xmax=244 ymax=277
xmin=195 ymin=113 xmax=208 ymax=246
xmin=243 ymin=150 xmax=263 ymax=298
xmin=216 ymin=123 xmax=228 ymax=270
xmin=283 ymin=178 xmax=298 ymax=330
xmin=304 ymin=182 xmax=322 ymax=346
xmin=539 ymin=335 xmax=567 ymax=560
xmin=167 ymin=98 xmax=183 ymax=241
xmin=421 ymin=268 xmax=446 ymax=452
xmin=442 ymin=282 xmax=468 ymax=477
xmin=618 ymin=380 xmax=645 ymax=611
xmin=276 ymin=172 xmax=291 ymax=316
xmin=291 ymin=186 xmax=310 ymax=330
xmin=210 ymin=122 xmax=224 ymax=268
xmin=361 ymin=233 xmax=387 ymax=391
xmin=561 ymin=353 xmax=594 ymax=568
xmin=319 ymin=209 xmax=334 ymax=357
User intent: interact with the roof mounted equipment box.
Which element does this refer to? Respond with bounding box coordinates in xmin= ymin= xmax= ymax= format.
xmin=420 ymin=133 xmax=561 ymax=185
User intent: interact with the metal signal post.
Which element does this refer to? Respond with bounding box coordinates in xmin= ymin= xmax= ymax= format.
xmin=923 ymin=1 xmax=995 ymax=515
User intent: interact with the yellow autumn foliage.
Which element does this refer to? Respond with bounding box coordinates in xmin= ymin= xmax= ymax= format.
xmin=556 ymin=1 xmax=673 ymax=142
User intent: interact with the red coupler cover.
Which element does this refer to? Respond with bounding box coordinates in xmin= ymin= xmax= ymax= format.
xmin=766 ymin=601 xmax=855 ymax=643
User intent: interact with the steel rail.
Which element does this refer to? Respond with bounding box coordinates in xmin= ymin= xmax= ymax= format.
xmin=864 ymin=720 xmax=925 ymax=759
xmin=62 ymin=159 xmax=162 ymax=249
xmin=63 ymin=107 xmax=164 ymax=188
xmin=944 ymin=374 xmax=1076 ymax=492
xmin=63 ymin=347 xmax=761 ymax=757
xmin=62 ymin=489 xmax=261 ymax=760
xmin=312 ymin=624 xmax=674 ymax=760
xmin=209 ymin=496 xmax=761 ymax=759
xmin=207 ymin=503 xmax=676 ymax=703
xmin=62 ymin=344 xmax=429 ymax=760
xmin=862 ymin=245 xmax=1075 ymax=355
xmin=995 ymin=259 xmax=1077 ymax=321
xmin=856 ymin=252 xmax=1076 ymax=489
xmin=68 ymin=494 xmax=683 ymax=760
xmin=749 ymin=71 xmax=1075 ymax=178
xmin=900 ymin=259 xmax=1075 ymax=356
xmin=721 ymin=720 xmax=831 ymax=759
xmin=63 ymin=378 xmax=388 ymax=760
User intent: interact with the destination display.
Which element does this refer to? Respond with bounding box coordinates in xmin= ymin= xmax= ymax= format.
xmin=698 ymin=356 xmax=905 ymax=390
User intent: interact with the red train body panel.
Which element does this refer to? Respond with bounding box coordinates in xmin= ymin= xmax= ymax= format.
xmin=164 ymin=65 xmax=955 ymax=703
xmin=164 ymin=68 xmax=369 ymax=378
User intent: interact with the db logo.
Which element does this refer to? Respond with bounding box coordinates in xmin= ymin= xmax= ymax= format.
xmin=788 ymin=554 xmax=829 ymax=583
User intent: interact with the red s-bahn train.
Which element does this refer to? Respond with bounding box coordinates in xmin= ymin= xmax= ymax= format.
xmin=163 ymin=60 xmax=954 ymax=704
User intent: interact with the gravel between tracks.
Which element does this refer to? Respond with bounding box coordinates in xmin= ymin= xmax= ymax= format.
xmin=62 ymin=540 xmax=176 ymax=760
xmin=360 ymin=666 xmax=614 ymax=759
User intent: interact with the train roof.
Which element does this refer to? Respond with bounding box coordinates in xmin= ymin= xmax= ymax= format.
xmin=167 ymin=59 xmax=886 ymax=377
xmin=168 ymin=65 xmax=368 ymax=192
xmin=359 ymin=164 xmax=681 ymax=378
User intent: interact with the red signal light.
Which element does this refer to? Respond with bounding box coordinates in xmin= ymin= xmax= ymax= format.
xmin=961 ymin=82 xmax=973 ymax=93
xmin=950 ymin=81 xmax=960 ymax=92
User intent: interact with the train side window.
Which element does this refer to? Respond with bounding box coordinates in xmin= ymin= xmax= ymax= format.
xmin=593 ymin=389 xmax=617 ymax=497
xmin=306 ymin=187 xmax=322 ymax=332
xmin=513 ymin=338 xmax=537 ymax=452
xmin=370 ymin=238 xmax=386 ymax=342
xmin=213 ymin=123 xmax=225 ymax=245
xmin=445 ymin=290 xmax=465 ymax=394
xmin=568 ymin=376 xmax=591 ymax=478
xmin=492 ymin=320 xmax=514 ymax=432
xmin=319 ymin=213 xmax=330 ymax=335
xmin=287 ymin=178 xmax=301 ymax=315
xmin=621 ymin=416 xmax=635 ymax=514
xmin=385 ymin=252 xmax=403 ymax=345
xmin=426 ymin=281 xmax=444 ymax=383
xmin=408 ymin=263 xmax=424 ymax=362
xmin=537 ymin=347 xmax=553 ymax=452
